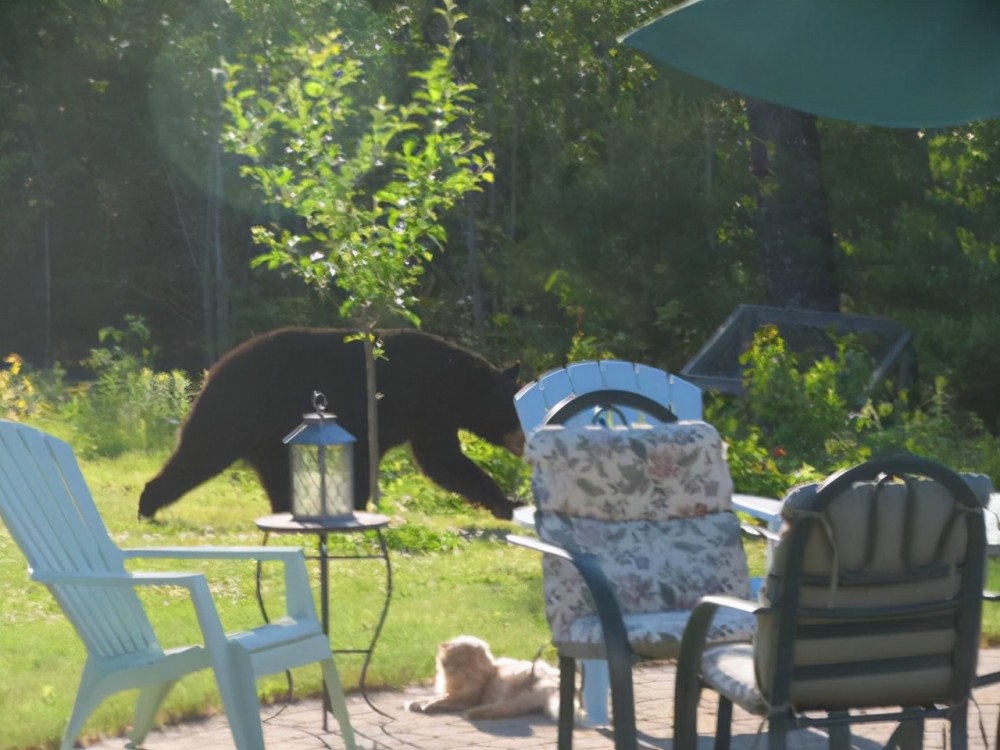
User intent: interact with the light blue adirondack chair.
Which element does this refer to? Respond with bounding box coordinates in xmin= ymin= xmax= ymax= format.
xmin=0 ymin=420 xmax=356 ymax=750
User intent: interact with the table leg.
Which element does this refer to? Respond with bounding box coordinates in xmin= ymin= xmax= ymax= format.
xmin=319 ymin=532 xmax=330 ymax=732
xmin=357 ymin=529 xmax=392 ymax=708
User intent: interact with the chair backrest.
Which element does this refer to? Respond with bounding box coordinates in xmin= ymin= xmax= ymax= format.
xmin=514 ymin=360 xmax=702 ymax=434
xmin=755 ymin=455 xmax=988 ymax=711
xmin=526 ymin=422 xmax=750 ymax=643
xmin=0 ymin=420 xmax=161 ymax=661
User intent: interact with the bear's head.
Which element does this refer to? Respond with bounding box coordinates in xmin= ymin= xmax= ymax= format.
xmin=464 ymin=362 xmax=524 ymax=457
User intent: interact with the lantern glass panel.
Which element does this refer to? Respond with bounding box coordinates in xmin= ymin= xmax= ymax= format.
xmin=289 ymin=442 xmax=353 ymax=520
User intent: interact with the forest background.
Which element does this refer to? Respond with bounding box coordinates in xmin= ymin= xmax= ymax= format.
xmin=4 ymin=0 xmax=1000 ymax=434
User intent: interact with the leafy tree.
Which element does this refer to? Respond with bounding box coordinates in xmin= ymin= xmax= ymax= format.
xmin=221 ymin=0 xmax=493 ymax=507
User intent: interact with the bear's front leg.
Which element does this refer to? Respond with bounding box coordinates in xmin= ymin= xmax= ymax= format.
xmin=410 ymin=433 xmax=517 ymax=519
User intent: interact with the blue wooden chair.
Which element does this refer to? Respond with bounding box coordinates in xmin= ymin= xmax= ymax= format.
xmin=514 ymin=359 xmax=703 ymax=430
xmin=0 ymin=420 xmax=356 ymax=750
xmin=512 ymin=360 xmax=704 ymax=728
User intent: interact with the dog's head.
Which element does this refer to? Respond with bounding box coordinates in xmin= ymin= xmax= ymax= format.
xmin=436 ymin=635 xmax=497 ymax=694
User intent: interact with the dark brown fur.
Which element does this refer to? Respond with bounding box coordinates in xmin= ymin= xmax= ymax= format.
xmin=138 ymin=328 xmax=524 ymax=520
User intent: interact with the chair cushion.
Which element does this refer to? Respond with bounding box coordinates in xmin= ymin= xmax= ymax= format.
xmin=527 ymin=421 xmax=751 ymax=650
xmin=701 ymin=644 xmax=768 ymax=715
xmin=526 ymin=421 xmax=734 ymax=520
xmin=753 ymin=472 xmax=989 ymax=710
xmin=559 ymin=607 xmax=756 ymax=661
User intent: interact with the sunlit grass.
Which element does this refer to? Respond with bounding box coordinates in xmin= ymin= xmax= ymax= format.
xmin=0 ymin=446 xmax=551 ymax=750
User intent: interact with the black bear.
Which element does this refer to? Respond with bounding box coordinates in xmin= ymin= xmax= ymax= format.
xmin=138 ymin=328 xmax=525 ymax=520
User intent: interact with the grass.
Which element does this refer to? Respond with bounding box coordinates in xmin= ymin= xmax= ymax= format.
xmin=3 ymin=433 xmax=999 ymax=750
xmin=0 ymin=442 xmax=553 ymax=750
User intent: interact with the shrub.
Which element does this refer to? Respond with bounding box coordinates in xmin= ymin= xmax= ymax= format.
xmin=712 ymin=326 xmax=1000 ymax=496
xmin=66 ymin=316 xmax=195 ymax=457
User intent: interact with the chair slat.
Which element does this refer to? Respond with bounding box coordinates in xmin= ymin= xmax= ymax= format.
xmin=0 ymin=424 xmax=159 ymax=659
xmin=565 ymin=361 xmax=607 ymax=395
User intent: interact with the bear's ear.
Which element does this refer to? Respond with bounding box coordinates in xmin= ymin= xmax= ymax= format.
xmin=502 ymin=362 xmax=520 ymax=382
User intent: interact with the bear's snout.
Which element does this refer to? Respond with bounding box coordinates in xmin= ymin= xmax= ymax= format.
xmin=503 ymin=428 xmax=525 ymax=458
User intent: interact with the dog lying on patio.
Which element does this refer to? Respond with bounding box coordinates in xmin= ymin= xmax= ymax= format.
xmin=404 ymin=635 xmax=566 ymax=720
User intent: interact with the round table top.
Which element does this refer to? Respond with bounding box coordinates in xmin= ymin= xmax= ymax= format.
xmin=256 ymin=511 xmax=390 ymax=534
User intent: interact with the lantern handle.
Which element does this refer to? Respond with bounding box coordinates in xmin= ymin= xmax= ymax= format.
xmin=312 ymin=390 xmax=328 ymax=413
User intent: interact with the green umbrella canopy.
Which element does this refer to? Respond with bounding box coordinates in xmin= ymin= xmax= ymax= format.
xmin=620 ymin=0 xmax=1000 ymax=128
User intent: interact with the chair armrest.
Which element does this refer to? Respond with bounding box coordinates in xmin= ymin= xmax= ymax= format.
xmin=506 ymin=534 xmax=573 ymax=560
xmin=121 ymin=545 xmax=307 ymax=562
xmin=122 ymin=545 xmax=316 ymax=620
xmin=739 ymin=524 xmax=781 ymax=543
xmin=732 ymin=494 xmax=781 ymax=524
xmin=696 ymin=594 xmax=769 ymax=615
xmin=31 ymin=569 xmax=205 ymax=588
xmin=507 ymin=533 xmax=635 ymax=714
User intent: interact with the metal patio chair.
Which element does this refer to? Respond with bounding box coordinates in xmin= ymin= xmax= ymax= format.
xmin=673 ymin=454 xmax=988 ymax=750
xmin=509 ymin=420 xmax=755 ymax=750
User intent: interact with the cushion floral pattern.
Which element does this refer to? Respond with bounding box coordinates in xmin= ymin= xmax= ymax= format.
xmin=526 ymin=422 xmax=753 ymax=658
xmin=527 ymin=422 xmax=733 ymax=520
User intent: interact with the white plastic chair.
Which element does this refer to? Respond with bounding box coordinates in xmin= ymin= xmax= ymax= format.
xmin=0 ymin=420 xmax=356 ymax=750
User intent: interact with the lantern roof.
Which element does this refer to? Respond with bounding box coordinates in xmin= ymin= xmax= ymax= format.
xmin=283 ymin=415 xmax=356 ymax=446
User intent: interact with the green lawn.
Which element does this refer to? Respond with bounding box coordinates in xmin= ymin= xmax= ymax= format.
xmin=0 ymin=448 xmax=554 ymax=750
xmin=2 ymin=444 xmax=998 ymax=750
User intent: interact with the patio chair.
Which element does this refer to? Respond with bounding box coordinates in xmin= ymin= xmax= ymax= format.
xmin=511 ymin=360 xmax=777 ymax=729
xmin=673 ymin=454 xmax=988 ymax=750
xmin=508 ymin=420 xmax=755 ymax=750
xmin=0 ymin=420 xmax=356 ymax=750
xmin=513 ymin=359 xmax=702 ymax=430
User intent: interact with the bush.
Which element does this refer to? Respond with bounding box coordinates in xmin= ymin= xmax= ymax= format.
xmin=711 ymin=326 xmax=1000 ymax=496
xmin=64 ymin=316 xmax=195 ymax=457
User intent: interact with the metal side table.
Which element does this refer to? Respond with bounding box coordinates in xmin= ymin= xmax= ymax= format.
xmin=255 ymin=511 xmax=392 ymax=726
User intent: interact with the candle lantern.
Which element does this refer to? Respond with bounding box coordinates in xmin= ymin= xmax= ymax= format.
xmin=283 ymin=391 xmax=356 ymax=521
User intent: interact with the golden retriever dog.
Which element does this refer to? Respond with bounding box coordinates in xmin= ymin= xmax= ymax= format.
xmin=405 ymin=635 xmax=563 ymax=720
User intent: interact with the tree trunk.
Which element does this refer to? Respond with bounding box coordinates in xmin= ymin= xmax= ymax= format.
xmin=746 ymin=99 xmax=839 ymax=311
xmin=363 ymin=330 xmax=381 ymax=512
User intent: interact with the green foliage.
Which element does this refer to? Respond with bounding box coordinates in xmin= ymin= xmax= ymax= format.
xmin=64 ymin=316 xmax=195 ymax=458
xmin=713 ymin=326 xmax=1000 ymax=497
xmin=222 ymin=0 xmax=493 ymax=328
xmin=735 ymin=324 xmax=871 ymax=458
xmin=459 ymin=432 xmax=532 ymax=503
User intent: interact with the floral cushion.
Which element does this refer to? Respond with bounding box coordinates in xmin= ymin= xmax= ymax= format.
xmin=526 ymin=422 xmax=753 ymax=657
xmin=701 ymin=643 xmax=768 ymax=715
xmin=564 ymin=605 xmax=757 ymax=661
xmin=527 ymin=422 xmax=733 ymax=520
